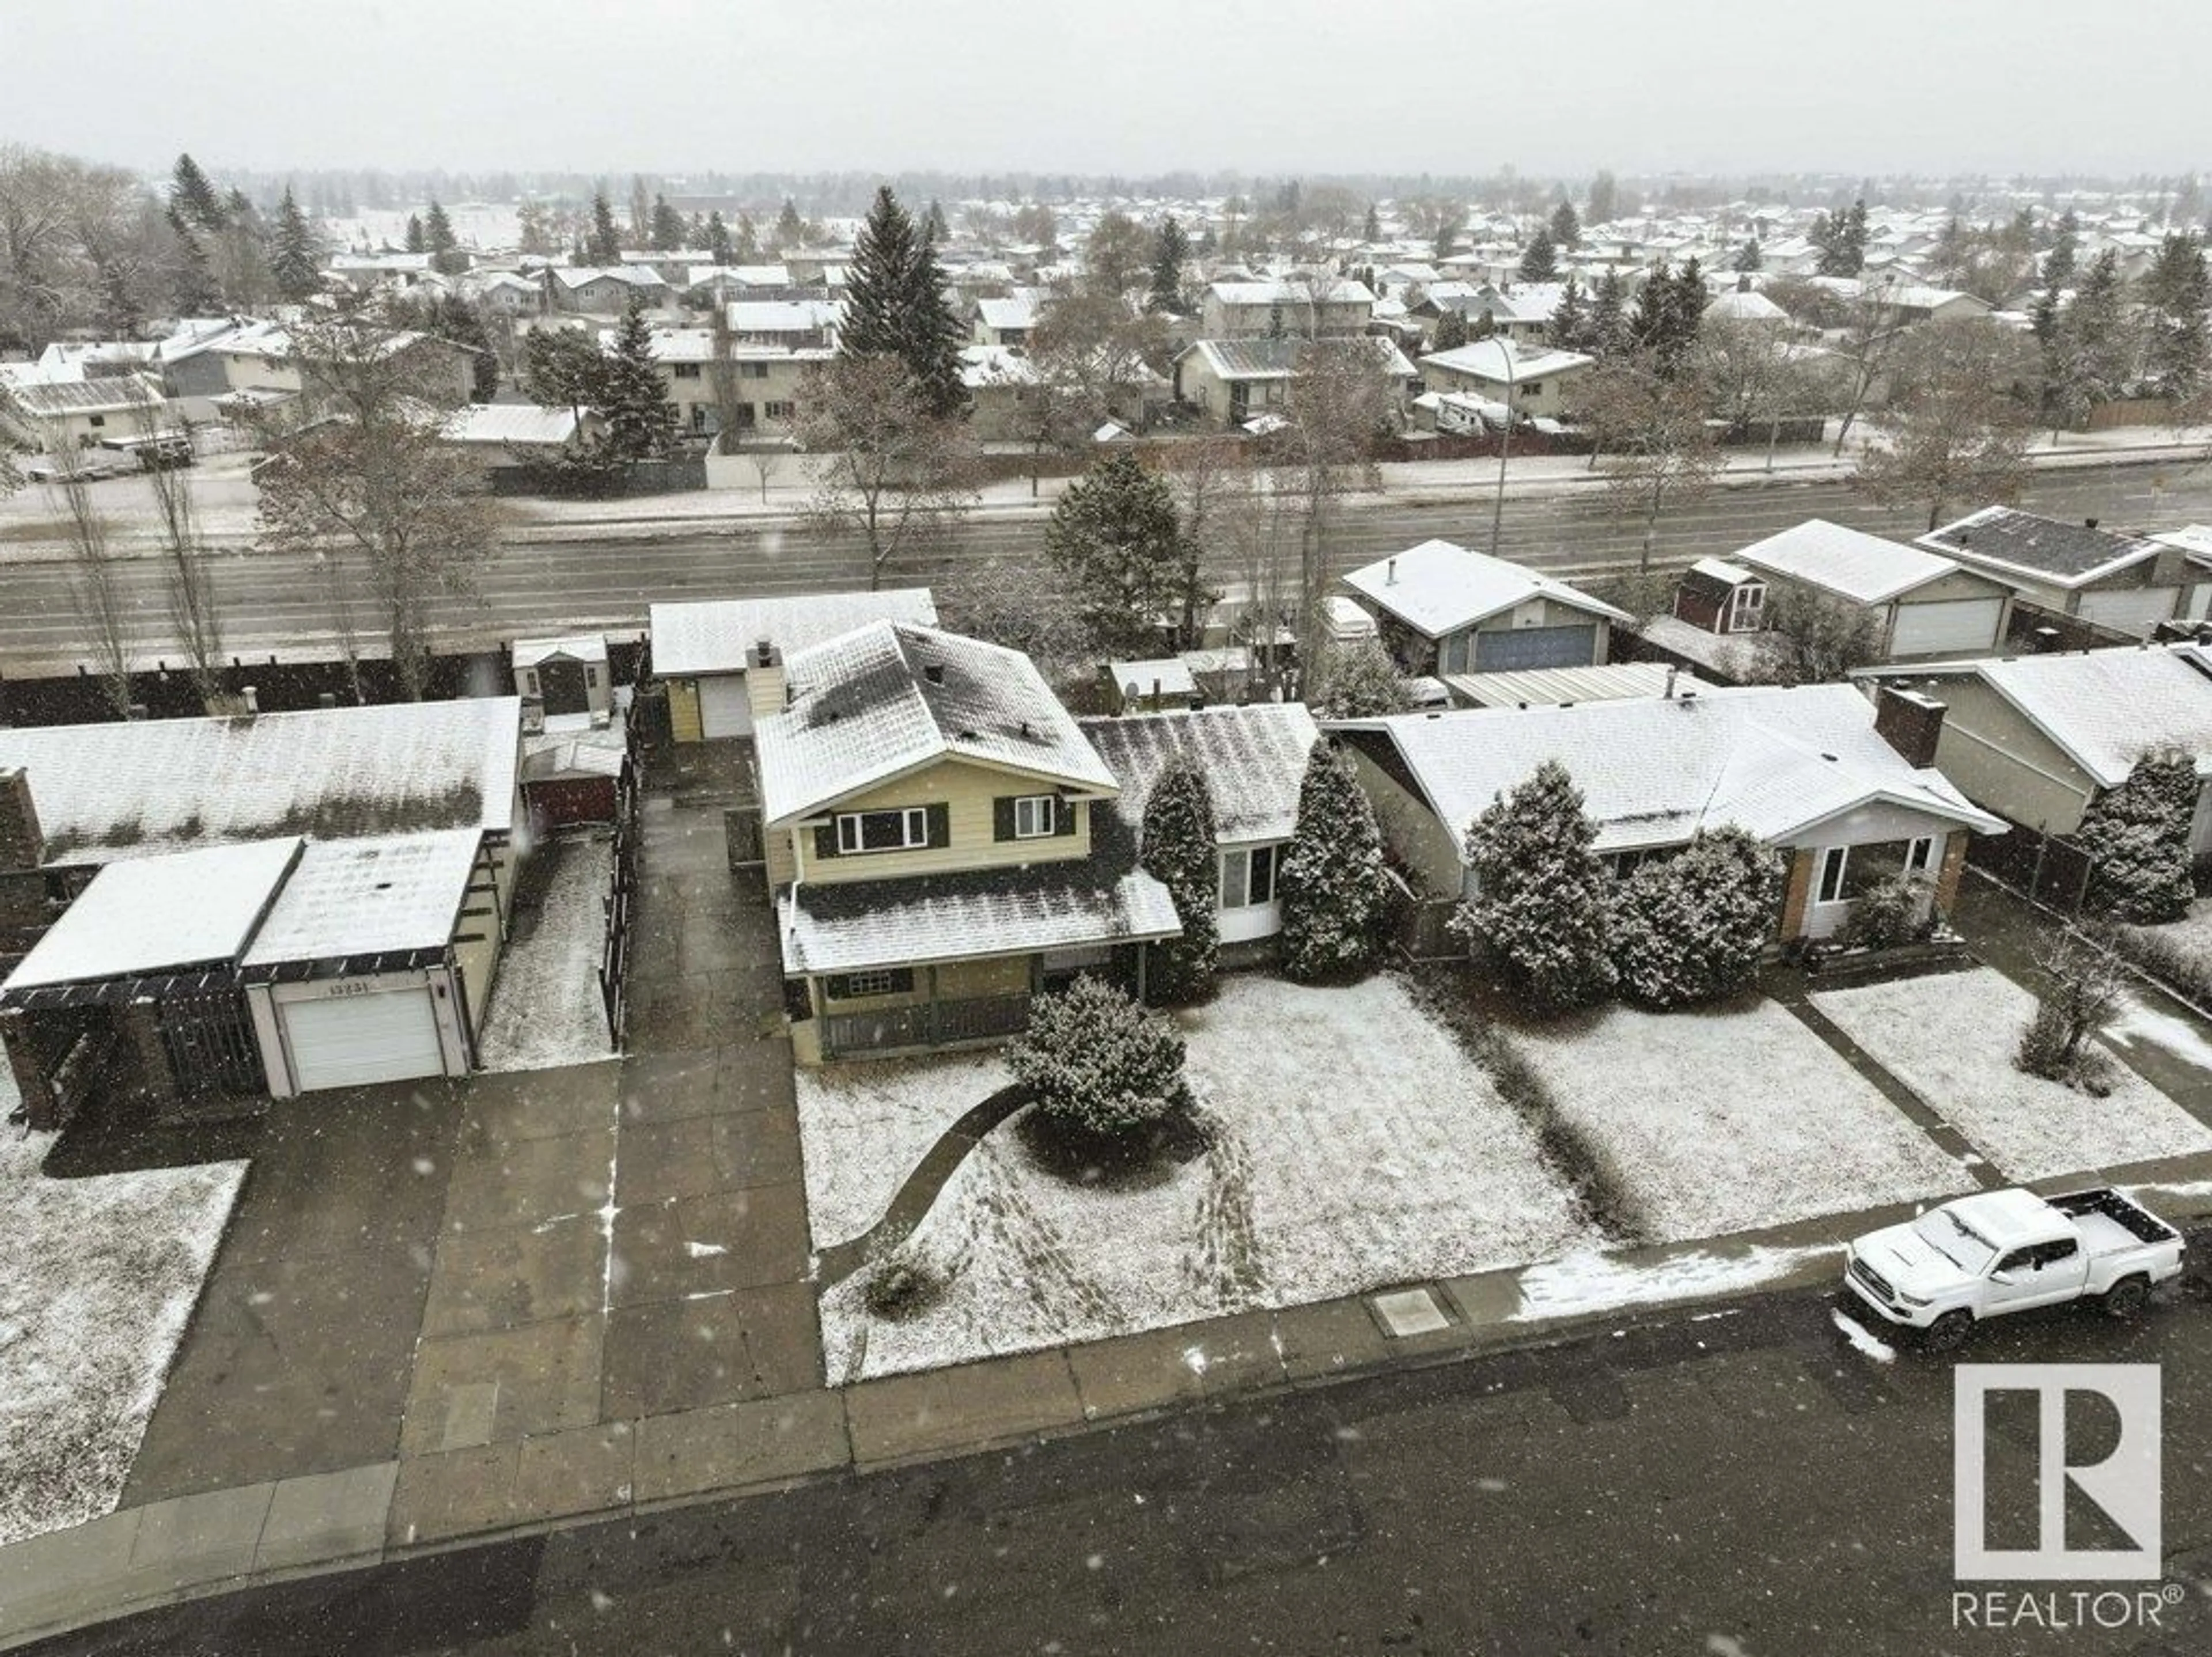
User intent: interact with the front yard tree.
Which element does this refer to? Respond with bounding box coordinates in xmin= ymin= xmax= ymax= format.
xmin=522 ymin=325 xmax=612 ymax=411
xmin=704 ymin=210 xmax=734 ymax=266
xmin=2074 ymin=748 xmax=2199 ymax=924
xmin=1456 ymin=759 xmax=1615 ymax=1011
xmin=1305 ymin=634 xmax=1411 ymax=718
xmin=1608 ymin=828 xmax=1780 ymax=1008
xmin=1044 ymin=450 xmax=1195 ymax=656
xmin=1756 ymin=589 xmax=1886 ymax=686
xmin=843 ymin=185 xmax=966 ymax=419
xmin=601 ymin=297 xmax=679 ymax=460
xmin=649 ymin=192 xmax=687 ymax=252
xmin=269 ymin=186 xmax=321 ymax=302
xmin=797 ymin=353 xmax=978 ymax=590
xmin=1007 ymin=976 xmax=1193 ymax=1136
xmin=1855 ymin=317 xmax=2035 ymax=531
xmin=1278 ymin=744 xmax=1390 ymax=983
xmin=2017 ymin=929 xmax=2128 ymax=1089
xmin=1138 ymin=758 xmax=1220 ymax=1003
xmin=1549 ymin=198 xmax=1581 ymax=249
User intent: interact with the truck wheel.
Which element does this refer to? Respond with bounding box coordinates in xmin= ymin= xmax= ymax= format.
xmin=1924 ymin=1310 xmax=1974 ymax=1352
xmin=2103 ymin=1276 xmax=2151 ymax=1318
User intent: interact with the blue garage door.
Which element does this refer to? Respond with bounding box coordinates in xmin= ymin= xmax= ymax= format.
xmin=1474 ymin=625 xmax=1597 ymax=672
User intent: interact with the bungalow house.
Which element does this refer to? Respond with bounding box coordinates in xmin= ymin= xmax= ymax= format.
xmin=974 ymin=294 xmax=1039 ymax=349
xmin=1342 ymin=539 xmax=1632 ymax=677
xmin=1417 ymin=339 xmax=1593 ymax=421
xmin=1080 ymin=705 xmax=1320 ymax=949
xmin=1420 ymin=282 xmax=1569 ymax=345
xmin=2146 ymin=525 xmax=2212 ymax=621
xmin=1920 ymin=507 xmax=2201 ymax=637
xmin=757 ymin=623 xmax=1181 ymax=1062
xmin=1330 ymin=683 xmax=2005 ymax=945
xmin=551 ymin=266 xmax=671 ymax=313
xmin=1861 ymin=644 xmax=2212 ymax=853
xmin=465 ymin=270 xmax=546 ymax=316
xmin=650 ymin=588 xmax=939 ymax=741
xmin=0 ymin=373 xmax=170 ymax=452
xmin=1729 ymin=520 xmax=2017 ymax=659
xmin=959 ymin=345 xmax=1041 ymax=441
xmin=1173 ymin=335 xmax=1416 ymax=429
xmin=1200 ymin=278 xmax=1376 ymax=340
xmin=438 ymin=403 xmax=599 ymax=471
xmin=0 ymin=697 xmax=525 ymax=1123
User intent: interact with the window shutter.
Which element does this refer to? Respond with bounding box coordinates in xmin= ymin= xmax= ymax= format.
xmin=824 ymin=974 xmax=851 ymax=1001
xmin=813 ymin=825 xmax=839 ymax=861
xmin=926 ymin=803 xmax=951 ymax=849
xmin=1055 ymin=796 xmax=1078 ymax=836
xmin=993 ymin=797 xmax=1016 ymax=842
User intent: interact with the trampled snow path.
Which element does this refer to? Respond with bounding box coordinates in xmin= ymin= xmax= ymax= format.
xmin=1813 ymin=969 xmax=2212 ymax=1181
xmin=1510 ymin=1243 xmax=1835 ymax=1322
xmin=476 ymin=834 xmax=615 ymax=1074
xmin=0 ymin=1079 xmax=245 ymax=1545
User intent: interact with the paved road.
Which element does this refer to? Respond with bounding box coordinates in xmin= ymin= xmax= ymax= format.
xmin=35 ymin=1275 xmax=2211 ymax=1656
xmin=6 ymin=459 xmax=2212 ymax=676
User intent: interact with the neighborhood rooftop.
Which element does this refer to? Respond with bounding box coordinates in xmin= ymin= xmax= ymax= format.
xmin=1080 ymin=705 xmax=1320 ymax=845
xmin=1343 ymin=539 xmax=1633 ymax=638
xmin=240 ymin=828 xmax=483 ymax=970
xmin=1920 ymin=506 xmax=2162 ymax=584
xmin=1730 ymin=519 xmax=1965 ymax=605
xmin=648 ymin=589 xmax=937 ymax=678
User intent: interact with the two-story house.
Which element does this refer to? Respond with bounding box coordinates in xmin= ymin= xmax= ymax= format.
xmin=758 ymin=622 xmax=1182 ymax=1062
xmin=1416 ymin=339 xmax=1593 ymax=422
xmin=1200 ymin=278 xmax=1375 ymax=340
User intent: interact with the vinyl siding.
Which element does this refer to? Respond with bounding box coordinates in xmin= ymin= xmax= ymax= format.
xmin=1925 ymin=675 xmax=2099 ymax=834
xmin=668 ymin=678 xmax=703 ymax=744
xmin=793 ymin=758 xmax=1096 ymax=886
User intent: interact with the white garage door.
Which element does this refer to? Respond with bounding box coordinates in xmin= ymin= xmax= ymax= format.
xmin=1891 ymin=597 xmax=2004 ymax=656
xmin=2077 ymin=585 xmax=2180 ymax=635
xmin=697 ymin=674 xmax=753 ymax=739
xmin=282 ymin=987 xmax=444 ymax=1093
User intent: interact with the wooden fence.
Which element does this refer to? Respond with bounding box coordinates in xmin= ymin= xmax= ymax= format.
xmin=597 ymin=758 xmax=641 ymax=1050
xmin=1967 ymin=822 xmax=2096 ymax=917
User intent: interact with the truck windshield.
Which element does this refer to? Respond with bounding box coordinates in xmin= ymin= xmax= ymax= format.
xmin=1912 ymin=1209 xmax=1997 ymax=1273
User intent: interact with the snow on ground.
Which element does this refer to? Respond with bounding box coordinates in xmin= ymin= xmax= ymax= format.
xmin=477 ymin=834 xmax=615 ymax=1074
xmin=1512 ymin=1243 xmax=1835 ymax=1323
xmin=1511 ymin=997 xmax=1974 ymax=1242
xmin=1813 ymin=969 xmax=2212 ymax=1181
xmin=1831 ymin=1306 xmax=1897 ymax=1364
xmin=2122 ymin=902 xmax=2212 ymax=987
xmin=0 ymin=1100 xmax=245 ymax=1544
xmin=2107 ymin=992 xmax=2212 ymax=1073
xmin=795 ymin=1050 xmax=1012 ymax=1251
xmin=820 ymin=973 xmax=1591 ymax=1381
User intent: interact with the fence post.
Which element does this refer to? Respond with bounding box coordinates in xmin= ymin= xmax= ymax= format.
xmin=2029 ymin=830 xmax=2048 ymax=904
xmin=2073 ymin=848 xmax=2093 ymax=918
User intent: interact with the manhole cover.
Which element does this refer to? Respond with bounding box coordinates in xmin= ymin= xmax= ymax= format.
xmin=1370 ymin=1287 xmax=1452 ymax=1338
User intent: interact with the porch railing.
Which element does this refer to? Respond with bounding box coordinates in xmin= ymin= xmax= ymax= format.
xmin=821 ymin=992 xmax=1031 ymax=1059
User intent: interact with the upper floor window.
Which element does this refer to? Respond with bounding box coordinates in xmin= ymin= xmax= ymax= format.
xmin=1013 ymin=795 xmax=1058 ymax=839
xmin=671 ymin=362 xmax=702 ymax=379
xmin=836 ymin=807 xmax=929 ymax=854
xmin=741 ymin=361 xmax=771 ymax=379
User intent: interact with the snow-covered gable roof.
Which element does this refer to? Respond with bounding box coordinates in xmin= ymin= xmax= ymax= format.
xmin=513 ymin=633 xmax=609 ymax=668
xmin=756 ymin=622 xmax=1119 ymax=825
xmin=2148 ymin=525 xmax=2212 ymax=569
xmin=1343 ymin=539 xmax=1633 ymax=638
xmin=650 ymin=588 xmax=937 ymax=677
xmin=0 ymin=698 xmax=521 ymax=867
xmin=1921 ymin=506 xmax=2161 ymax=588
xmin=1420 ymin=339 xmax=1593 ymax=385
xmin=1705 ymin=287 xmax=1790 ymax=324
xmin=959 ymin=345 xmax=1039 ymax=388
xmin=440 ymin=404 xmax=580 ymax=447
xmin=1905 ymin=647 xmax=2212 ymax=788
xmin=241 ymin=828 xmax=480 ymax=969
xmin=1333 ymin=683 xmax=2003 ymax=856
xmin=551 ymin=265 xmax=666 ymax=291
xmin=1207 ymin=278 xmax=1374 ymax=307
xmin=3 ymin=837 xmax=303 ymax=994
xmin=1080 ymin=704 xmax=1320 ymax=845
xmin=1105 ymin=658 xmax=1198 ymax=699
xmin=976 ymin=296 xmax=1038 ymax=332
xmin=1731 ymin=519 xmax=1974 ymax=606
xmin=1188 ymin=336 xmax=1417 ymax=383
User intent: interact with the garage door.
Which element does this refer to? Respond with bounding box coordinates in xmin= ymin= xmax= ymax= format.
xmin=2077 ymin=586 xmax=2180 ymax=635
xmin=697 ymin=674 xmax=753 ymax=739
xmin=282 ymin=987 xmax=444 ymax=1093
xmin=1473 ymin=625 xmax=1596 ymax=672
xmin=1891 ymin=597 xmax=2004 ymax=655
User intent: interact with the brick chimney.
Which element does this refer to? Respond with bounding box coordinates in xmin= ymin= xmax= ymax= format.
xmin=0 ymin=767 xmax=43 ymax=873
xmin=1873 ymin=684 xmax=1947 ymax=769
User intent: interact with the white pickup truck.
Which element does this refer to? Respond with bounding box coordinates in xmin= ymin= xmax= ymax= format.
xmin=1843 ymin=1187 xmax=2185 ymax=1350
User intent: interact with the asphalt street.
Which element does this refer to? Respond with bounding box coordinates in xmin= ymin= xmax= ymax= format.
xmin=32 ymin=1274 xmax=2212 ymax=1657
xmin=6 ymin=460 xmax=2212 ymax=675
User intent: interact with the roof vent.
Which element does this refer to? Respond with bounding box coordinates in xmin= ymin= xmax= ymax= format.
xmin=1821 ymin=752 xmax=1838 ymax=762
xmin=2085 ymin=516 xmax=2100 ymax=531
xmin=923 ymin=664 xmax=945 ymax=685
xmin=1385 ymin=557 xmax=1398 ymax=585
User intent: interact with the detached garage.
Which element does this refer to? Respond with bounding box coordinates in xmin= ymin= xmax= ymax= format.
xmin=1730 ymin=520 xmax=2016 ymax=663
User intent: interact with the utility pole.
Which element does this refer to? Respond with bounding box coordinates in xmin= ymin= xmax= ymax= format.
xmin=1489 ymin=338 xmax=1517 ymax=558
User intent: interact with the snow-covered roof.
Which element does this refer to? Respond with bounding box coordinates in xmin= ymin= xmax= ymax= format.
xmin=959 ymin=345 xmax=1039 ymax=388
xmin=1342 ymin=539 xmax=1633 ymax=638
xmin=1332 ymin=683 xmax=2004 ymax=856
xmin=0 ymin=698 xmax=521 ymax=867
xmin=3 ymin=838 xmax=302 ymax=994
xmin=550 ymin=265 xmax=666 ymax=290
xmin=650 ymin=588 xmax=937 ymax=678
xmin=724 ymin=299 xmax=843 ymax=335
xmin=440 ymin=403 xmax=580 ymax=447
xmin=1899 ymin=646 xmax=2212 ymax=788
xmin=1921 ymin=506 xmax=2161 ymax=588
xmin=1081 ymin=705 xmax=1319 ymax=844
xmin=757 ymin=622 xmax=1119 ymax=825
xmin=1705 ymin=287 xmax=1790 ymax=324
xmin=1105 ymin=659 xmax=1198 ymax=699
xmin=1420 ymin=339 xmax=1593 ymax=385
xmin=513 ymin=633 xmax=609 ymax=668
xmin=1731 ymin=520 xmax=1977 ymax=606
xmin=976 ymin=296 xmax=1038 ymax=331
xmin=2148 ymin=524 xmax=2212 ymax=568
xmin=241 ymin=828 xmax=480 ymax=969
xmin=1444 ymin=661 xmax=1702 ymax=710
xmin=3 ymin=374 xmax=163 ymax=419
xmin=1690 ymin=557 xmax=1758 ymax=586
xmin=1207 ymin=278 xmax=1374 ymax=307
xmin=780 ymin=861 xmax=1180 ymax=975
xmin=1188 ymin=335 xmax=1418 ymax=383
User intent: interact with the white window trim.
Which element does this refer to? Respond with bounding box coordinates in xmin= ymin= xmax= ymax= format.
xmin=1013 ymin=795 xmax=1057 ymax=839
xmin=1906 ymin=834 xmax=1936 ymax=875
xmin=835 ymin=806 xmax=928 ymax=854
xmin=1815 ymin=845 xmax=1849 ymax=905
xmin=1221 ymin=843 xmax=1282 ymax=909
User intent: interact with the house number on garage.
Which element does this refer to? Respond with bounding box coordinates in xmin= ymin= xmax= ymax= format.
xmin=324 ymin=979 xmax=373 ymax=998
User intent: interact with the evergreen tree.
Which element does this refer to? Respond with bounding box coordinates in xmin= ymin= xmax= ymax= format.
xmin=1138 ymin=758 xmax=1219 ymax=1004
xmin=650 ymin=193 xmax=687 ymax=252
xmin=1277 ymin=744 xmax=1390 ymax=983
xmin=430 ymin=296 xmax=500 ymax=403
xmin=924 ymin=198 xmax=949 ymax=244
xmin=1549 ymin=276 xmax=1589 ymax=351
xmin=1007 ymin=977 xmax=1191 ymax=1136
xmin=1362 ymin=201 xmax=1382 ymax=242
xmin=270 ymin=186 xmax=322 ymax=302
xmin=1815 ymin=198 xmax=1868 ymax=277
xmin=169 ymin=224 xmax=222 ymax=315
xmin=1608 ymin=828 xmax=1780 ymax=1008
xmin=1548 ymin=198 xmax=1582 ymax=249
xmin=404 ymin=213 xmax=426 ymax=254
xmin=1453 ymin=759 xmax=1615 ymax=1011
xmin=1631 ymin=258 xmax=1702 ymax=374
xmin=2041 ymin=210 xmax=2080 ymax=291
xmin=522 ymin=326 xmax=613 ymax=410
xmin=774 ymin=198 xmax=807 ymax=251
xmin=1147 ymin=214 xmax=1189 ymax=313
xmin=1517 ymin=226 xmax=1559 ymax=282
xmin=1586 ymin=169 xmax=1619 ymax=229
xmin=586 ymin=190 xmax=622 ymax=264
xmin=2049 ymin=249 xmax=2136 ymax=425
xmin=1430 ymin=307 xmax=1469 ymax=351
xmin=2077 ymin=749 xmax=2198 ymax=923
xmin=1306 ymin=636 xmax=1410 ymax=718
xmin=516 ymin=199 xmax=556 ymax=256
xmin=2140 ymin=232 xmax=2210 ymax=407
xmin=842 ymin=184 xmax=967 ymax=419
xmin=1044 ymin=450 xmax=1195 ymax=653
xmin=732 ymin=212 xmax=760 ymax=263
xmin=600 ymin=297 xmax=680 ymax=459
xmin=170 ymin=153 xmax=226 ymax=234
xmin=1731 ymin=236 xmax=1763 ymax=273
xmin=705 ymin=210 xmax=734 ymax=266
xmin=425 ymin=199 xmax=456 ymax=255
xmin=1586 ymin=270 xmax=1628 ymax=358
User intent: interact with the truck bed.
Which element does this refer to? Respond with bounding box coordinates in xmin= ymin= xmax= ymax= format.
xmin=2050 ymin=1188 xmax=2176 ymax=1249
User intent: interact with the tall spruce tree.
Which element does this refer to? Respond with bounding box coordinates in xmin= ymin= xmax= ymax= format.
xmin=924 ymin=198 xmax=950 ymax=244
xmin=1587 ymin=270 xmax=1628 ymax=357
xmin=600 ymin=297 xmax=680 ymax=459
xmin=1453 ymin=759 xmax=1615 ymax=1011
xmin=843 ymin=185 xmax=965 ymax=419
xmin=705 ymin=210 xmax=734 ymax=266
xmin=1517 ymin=226 xmax=1559 ymax=282
xmin=586 ymin=190 xmax=622 ymax=264
xmin=1148 ymin=215 xmax=1189 ymax=313
xmin=650 ymin=193 xmax=687 ymax=252
xmin=1549 ymin=276 xmax=1589 ymax=351
xmin=1277 ymin=744 xmax=1390 ymax=983
xmin=1586 ymin=170 xmax=1619 ymax=228
xmin=170 ymin=153 xmax=226 ymax=234
xmin=425 ymin=200 xmax=456 ymax=255
xmin=1044 ymin=450 xmax=1194 ymax=653
xmin=1732 ymin=236 xmax=1763 ymax=273
xmin=404 ymin=213 xmax=426 ymax=254
xmin=2141 ymin=232 xmax=2210 ymax=407
xmin=774 ymin=198 xmax=806 ymax=251
xmin=1548 ymin=198 xmax=1582 ymax=249
xmin=1139 ymin=758 xmax=1219 ymax=1004
xmin=1430 ymin=308 xmax=1469 ymax=351
xmin=1815 ymin=198 xmax=1869 ymax=277
xmin=1362 ymin=202 xmax=1382 ymax=242
xmin=270 ymin=187 xmax=321 ymax=302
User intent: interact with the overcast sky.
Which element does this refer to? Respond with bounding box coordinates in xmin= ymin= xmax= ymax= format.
xmin=5 ymin=0 xmax=2206 ymax=181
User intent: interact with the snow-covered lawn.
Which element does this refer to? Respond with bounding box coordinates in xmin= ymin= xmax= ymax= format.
xmin=0 ymin=1095 xmax=245 ymax=1544
xmin=796 ymin=1050 xmax=1012 ymax=1250
xmin=2116 ymin=902 xmax=2212 ymax=1007
xmin=1813 ymin=969 xmax=2212 ymax=1181
xmin=818 ymin=973 xmax=1591 ymax=1381
xmin=1510 ymin=998 xmax=1974 ymax=1242
xmin=477 ymin=834 xmax=614 ymax=1074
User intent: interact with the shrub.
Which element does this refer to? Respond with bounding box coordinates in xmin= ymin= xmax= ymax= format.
xmin=1277 ymin=744 xmax=1390 ymax=982
xmin=1608 ymin=828 xmax=1782 ymax=1008
xmin=1453 ymin=759 xmax=1615 ymax=1011
xmin=2078 ymin=750 xmax=2197 ymax=924
xmin=1138 ymin=758 xmax=1218 ymax=1002
xmin=2014 ymin=929 xmax=2126 ymax=1094
xmin=1841 ymin=874 xmax=1929 ymax=951
xmin=1007 ymin=975 xmax=1192 ymax=1135
xmin=861 ymin=1255 xmax=948 ymax=1319
xmin=1305 ymin=635 xmax=1412 ymax=719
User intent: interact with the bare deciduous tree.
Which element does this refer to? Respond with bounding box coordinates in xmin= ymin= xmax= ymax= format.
xmin=1854 ymin=316 xmax=2036 ymax=531
xmin=2017 ymin=928 xmax=2128 ymax=1089
xmin=1592 ymin=358 xmax=1723 ymax=569
xmin=43 ymin=436 xmax=137 ymax=717
xmin=1281 ymin=336 xmax=1396 ymax=648
xmin=797 ymin=354 xmax=978 ymax=591
xmin=135 ymin=405 xmax=224 ymax=708
xmin=1694 ymin=315 xmax=1825 ymax=471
